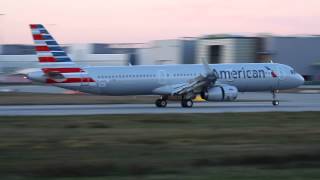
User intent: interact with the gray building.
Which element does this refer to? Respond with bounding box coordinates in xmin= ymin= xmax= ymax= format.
xmin=195 ymin=35 xmax=320 ymax=81
xmin=263 ymin=36 xmax=320 ymax=81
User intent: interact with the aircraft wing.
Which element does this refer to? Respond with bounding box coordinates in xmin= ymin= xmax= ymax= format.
xmin=153 ymin=74 xmax=216 ymax=96
xmin=153 ymin=59 xmax=218 ymax=97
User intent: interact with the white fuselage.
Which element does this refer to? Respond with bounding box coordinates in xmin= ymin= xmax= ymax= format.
xmin=35 ymin=63 xmax=303 ymax=95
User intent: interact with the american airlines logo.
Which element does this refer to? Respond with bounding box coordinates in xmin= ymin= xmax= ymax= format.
xmin=264 ymin=66 xmax=278 ymax=78
xmin=217 ymin=67 xmax=277 ymax=79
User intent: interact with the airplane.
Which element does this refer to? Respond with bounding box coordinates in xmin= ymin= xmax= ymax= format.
xmin=27 ymin=24 xmax=304 ymax=108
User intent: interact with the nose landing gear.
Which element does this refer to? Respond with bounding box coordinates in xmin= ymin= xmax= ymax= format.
xmin=272 ymin=90 xmax=279 ymax=106
xmin=272 ymin=100 xmax=280 ymax=106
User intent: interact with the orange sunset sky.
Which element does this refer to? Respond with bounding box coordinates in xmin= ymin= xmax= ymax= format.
xmin=0 ymin=0 xmax=320 ymax=44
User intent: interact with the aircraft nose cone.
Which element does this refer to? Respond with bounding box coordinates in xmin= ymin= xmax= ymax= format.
xmin=296 ymin=74 xmax=304 ymax=86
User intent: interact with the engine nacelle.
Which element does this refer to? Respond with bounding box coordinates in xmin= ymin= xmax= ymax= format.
xmin=201 ymin=85 xmax=238 ymax=101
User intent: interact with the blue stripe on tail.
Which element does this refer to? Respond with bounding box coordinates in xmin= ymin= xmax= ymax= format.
xmin=30 ymin=24 xmax=73 ymax=63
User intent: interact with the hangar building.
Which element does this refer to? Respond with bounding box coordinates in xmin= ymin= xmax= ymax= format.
xmin=195 ymin=35 xmax=259 ymax=64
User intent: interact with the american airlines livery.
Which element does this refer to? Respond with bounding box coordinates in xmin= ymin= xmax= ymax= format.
xmin=27 ymin=24 xmax=304 ymax=108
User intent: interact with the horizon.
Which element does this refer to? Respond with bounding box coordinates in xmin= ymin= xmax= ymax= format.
xmin=1 ymin=0 xmax=320 ymax=44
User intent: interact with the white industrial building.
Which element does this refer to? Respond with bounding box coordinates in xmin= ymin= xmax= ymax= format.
xmin=137 ymin=38 xmax=196 ymax=65
xmin=0 ymin=43 xmax=139 ymax=74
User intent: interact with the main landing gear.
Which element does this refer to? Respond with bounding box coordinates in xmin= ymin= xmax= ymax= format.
xmin=155 ymin=96 xmax=194 ymax=108
xmin=181 ymin=99 xmax=193 ymax=108
xmin=272 ymin=90 xmax=280 ymax=106
xmin=155 ymin=96 xmax=167 ymax=108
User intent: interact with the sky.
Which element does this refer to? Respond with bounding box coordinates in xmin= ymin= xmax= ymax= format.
xmin=0 ymin=0 xmax=320 ymax=44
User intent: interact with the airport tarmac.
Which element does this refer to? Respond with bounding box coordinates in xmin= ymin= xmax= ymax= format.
xmin=0 ymin=92 xmax=319 ymax=116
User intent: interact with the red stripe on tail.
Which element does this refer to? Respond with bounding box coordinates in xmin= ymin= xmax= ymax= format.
xmin=38 ymin=57 xmax=56 ymax=62
xmin=33 ymin=34 xmax=43 ymax=40
xmin=35 ymin=46 xmax=50 ymax=51
xmin=30 ymin=24 xmax=38 ymax=29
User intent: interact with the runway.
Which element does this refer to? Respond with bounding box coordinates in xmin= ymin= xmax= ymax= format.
xmin=0 ymin=92 xmax=320 ymax=116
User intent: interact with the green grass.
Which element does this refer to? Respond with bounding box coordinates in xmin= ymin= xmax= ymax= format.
xmin=0 ymin=112 xmax=320 ymax=179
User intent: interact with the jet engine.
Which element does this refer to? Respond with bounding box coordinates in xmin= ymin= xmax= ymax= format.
xmin=201 ymin=85 xmax=238 ymax=101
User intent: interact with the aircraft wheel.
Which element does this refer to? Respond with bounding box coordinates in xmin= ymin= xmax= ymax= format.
xmin=181 ymin=99 xmax=193 ymax=108
xmin=271 ymin=90 xmax=279 ymax=106
xmin=155 ymin=99 xmax=167 ymax=108
xmin=272 ymin=100 xmax=279 ymax=106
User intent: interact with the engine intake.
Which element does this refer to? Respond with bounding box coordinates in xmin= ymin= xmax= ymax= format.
xmin=201 ymin=85 xmax=238 ymax=101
